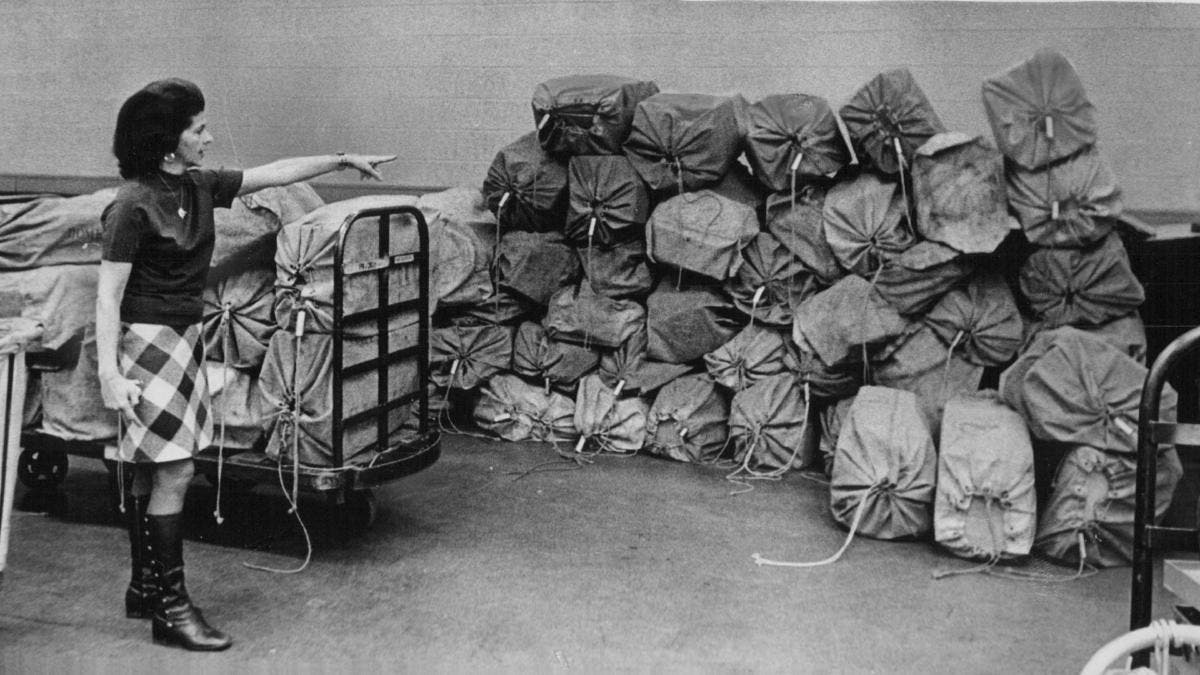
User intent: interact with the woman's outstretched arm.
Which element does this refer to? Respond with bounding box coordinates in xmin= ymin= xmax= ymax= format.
xmin=238 ymin=153 xmax=396 ymax=196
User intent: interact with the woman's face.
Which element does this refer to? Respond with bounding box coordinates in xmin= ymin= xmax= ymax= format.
xmin=173 ymin=113 xmax=213 ymax=168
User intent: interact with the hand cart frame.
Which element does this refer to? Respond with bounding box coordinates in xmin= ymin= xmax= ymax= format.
xmin=17 ymin=204 xmax=440 ymax=533
xmin=1130 ymin=323 xmax=1200 ymax=666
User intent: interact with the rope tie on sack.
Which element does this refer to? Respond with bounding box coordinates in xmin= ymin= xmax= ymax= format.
xmin=859 ymin=264 xmax=888 ymax=385
xmin=940 ymin=329 xmax=966 ymax=402
xmin=789 ymin=150 xmax=804 ymax=208
xmin=893 ymin=137 xmax=913 ymax=235
xmin=245 ymin=307 xmax=312 ymax=575
xmin=932 ymin=490 xmax=1005 ymax=579
xmin=726 ymin=382 xmax=812 ymax=493
xmin=753 ymin=480 xmax=884 ymax=568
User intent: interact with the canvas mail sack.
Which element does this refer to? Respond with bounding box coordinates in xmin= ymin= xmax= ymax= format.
xmin=566 ymin=155 xmax=650 ymax=249
xmin=202 ymin=266 xmax=275 ymax=372
xmin=830 ymin=386 xmax=937 ymax=540
xmin=646 ymin=190 xmax=759 ymax=281
xmin=531 ymin=74 xmax=660 ymax=156
xmin=624 ymin=93 xmax=744 ymax=193
xmin=1018 ymin=231 xmax=1144 ymax=328
xmin=935 ymin=393 xmax=1037 ymax=562
xmin=912 ymin=133 xmax=1017 ymax=255
xmin=1036 ymin=445 xmax=1182 ymax=568
xmin=981 ymin=47 xmax=1098 ymax=171
xmin=482 ymin=131 xmax=569 ymax=233
xmin=645 ymin=374 xmax=731 ymax=464
xmin=473 ymin=373 xmax=577 ymax=444
xmin=999 ymin=327 xmax=1177 ymax=455
xmin=743 ymin=93 xmax=850 ymax=194
xmin=822 ymin=172 xmax=915 ymax=278
xmin=1005 ymin=146 xmax=1122 ymax=248
xmin=572 ymin=374 xmax=649 ymax=455
xmin=839 ymin=68 xmax=945 ymax=176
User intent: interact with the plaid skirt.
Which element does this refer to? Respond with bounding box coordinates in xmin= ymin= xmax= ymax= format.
xmin=118 ymin=322 xmax=212 ymax=463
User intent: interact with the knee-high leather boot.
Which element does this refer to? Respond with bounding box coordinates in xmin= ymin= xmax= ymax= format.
xmin=147 ymin=513 xmax=232 ymax=651
xmin=124 ymin=494 xmax=155 ymax=619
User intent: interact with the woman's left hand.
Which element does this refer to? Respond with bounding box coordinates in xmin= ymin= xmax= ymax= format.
xmin=341 ymin=154 xmax=397 ymax=181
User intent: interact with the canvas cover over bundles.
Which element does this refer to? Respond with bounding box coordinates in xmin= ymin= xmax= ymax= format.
xmin=839 ymin=69 xmax=945 ymax=175
xmin=645 ymin=374 xmax=730 ymax=463
xmin=873 ymin=241 xmax=975 ymax=317
xmin=567 ymin=155 xmax=650 ymax=249
xmin=0 ymin=188 xmax=116 ymax=270
xmin=274 ymin=195 xmax=432 ymax=335
xmin=39 ymin=325 xmax=115 ymax=442
xmin=1006 ymin=146 xmax=1121 ymax=248
xmin=1018 ymin=231 xmax=1144 ymax=328
xmin=743 ymin=94 xmax=850 ymax=193
xmin=202 ymin=266 xmax=275 ymax=372
xmin=912 ymin=133 xmax=1016 ymax=255
xmin=822 ymin=173 xmax=915 ymax=278
xmin=473 ymin=374 xmax=577 ymax=443
xmin=935 ymin=393 xmax=1036 ymax=561
xmin=531 ymin=74 xmax=659 ymax=156
xmin=482 ymin=132 xmax=569 ymax=233
xmin=495 ymin=231 xmax=581 ymax=307
xmin=726 ymin=231 xmax=815 ymax=328
xmin=830 ymin=386 xmax=936 ymax=540
xmin=1036 ymin=445 xmax=1181 ymax=568
xmin=0 ymin=264 xmax=97 ymax=355
xmin=981 ymin=48 xmax=1098 ymax=171
xmin=645 ymin=279 xmax=742 ymax=364
xmin=765 ymin=189 xmax=843 ymax=286
xmin=511 ymin=322 xmax=598 ymax=393
xmin=544 ymin=282 xmax=645 ymax=350
xmin=646 ymin=190 xmax=759 ymax=281
xmin=624 ymin=93 xmax=744 ymax=193
xmin=728 ymin=373 xmax=813 ymax=472
xmin=999 ymin=328 xmax=1176 ymax=455
xmin=260 ymin=330 xmax=420 ymax=467
xmin=431 ymin=323 xmax=515 ymax=391
xmin=573 ymin=374 xmax=648 ymax=455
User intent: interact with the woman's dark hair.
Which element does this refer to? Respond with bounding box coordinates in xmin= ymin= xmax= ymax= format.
xmin=112 ymin=78 xmax=205 ymax=179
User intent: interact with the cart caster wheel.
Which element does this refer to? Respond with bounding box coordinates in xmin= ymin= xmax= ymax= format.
xmin=343 ymin=490 xmax=377 ymax=534
xmin=18 ymin=449 xmax=67 ymax=490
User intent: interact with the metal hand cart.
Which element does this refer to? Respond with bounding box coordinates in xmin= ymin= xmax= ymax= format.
xmin=1129 ymin=324 xmax=1200 ymax=667
xmin=16 ymin=204 xmax=440 ymax=533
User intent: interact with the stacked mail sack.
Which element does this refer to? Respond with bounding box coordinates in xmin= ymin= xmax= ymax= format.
xmin=983 ymin=48 xmax=1180 ymax=568
xmin=443 ymin=51 xmax=1178 ymax=570
xmin=201 ymin=184 xmax=325 ymax=457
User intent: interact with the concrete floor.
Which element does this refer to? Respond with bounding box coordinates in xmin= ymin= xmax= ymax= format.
xmin=0 ymin=433 xmax=1172 ymax=672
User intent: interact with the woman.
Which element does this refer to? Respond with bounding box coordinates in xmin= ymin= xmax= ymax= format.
xmin=97 ymin=78 xmax=395 ymax=651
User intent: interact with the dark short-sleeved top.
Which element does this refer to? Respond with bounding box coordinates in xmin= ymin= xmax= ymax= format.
xmin=102 ymin=168 xmax=243 ymax=325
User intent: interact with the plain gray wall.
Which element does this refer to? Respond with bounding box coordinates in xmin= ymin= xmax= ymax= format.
xmin=2 ymin=1 xmax=1198 ymax=211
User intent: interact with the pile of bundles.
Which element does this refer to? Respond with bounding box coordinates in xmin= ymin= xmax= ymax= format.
xmin=432 ymin=51 xmax=1177 ymax=572
xmin=0 ymin=184 xmax=327 ymax=456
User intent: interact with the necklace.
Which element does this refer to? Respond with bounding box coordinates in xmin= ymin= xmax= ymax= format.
xmin=157 ymin=174 xmax=188 ymax=219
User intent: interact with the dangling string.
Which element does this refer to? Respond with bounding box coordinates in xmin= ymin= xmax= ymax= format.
xmin=753 ymin=481 xmax=882 ymax=568
xmin=893 ymin=137 xmax=914 ymax=237
xmin=748 ymin=286 xmax=765 ymax=333
xmin=244 ymin=308 xmax=312 ymax=575
xmin=941 ymin=329 xmax=965 ymax=403
xmin=726 ymin=382 xmax=812 ymax=492
xmin=116 ymin=413 xmax=126 ymax=514
xmin=211 ymin=303 xmax=234 ymax=525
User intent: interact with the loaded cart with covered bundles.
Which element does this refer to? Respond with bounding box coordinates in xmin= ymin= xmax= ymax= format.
xmin=9 ymin=189 xmax=439 ymax=533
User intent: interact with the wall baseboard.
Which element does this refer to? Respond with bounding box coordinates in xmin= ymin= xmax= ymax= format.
xmin=0 ymin=174 xmax=448 ymax=203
